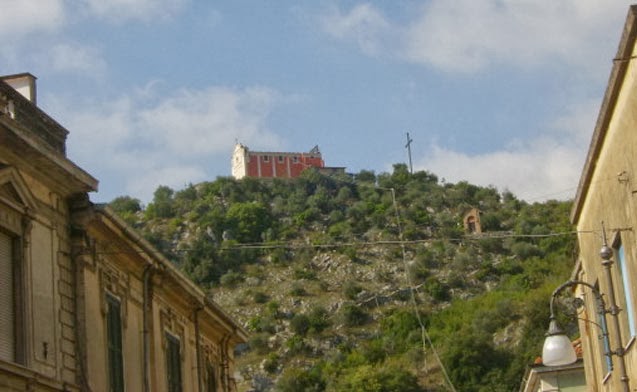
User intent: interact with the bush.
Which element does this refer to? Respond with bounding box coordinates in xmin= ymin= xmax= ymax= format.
xmin=328 ymin=364 xmax=424 ymax=392
xmin=263 ymin=353 xmax=280 ymax=374
xmin=248 ymin=333 xmax=270 ymax=355
xmin=425 ymin=277 xmax=451 ymax=302
xmin=253 ymin=291 xmax=269 ymax=304
xmin=307 ymin=306 xmax=331 ymax=334
xmin=289 ymin=282 xmax=307 ymax=296
xmin=285 ymin=335 xmax=312 ymax=356
xmin=290 ymin=314 xmax=311 ymax=336
xmin=343 ymin=281 xmax=363 ymax=300
xmin=275 ymin=367 xmax=324 ymax=392
xmin=294 ymin=266 xmax=317 ymax=280
xmin=219 ymin=270 xmax=244 ymax=287
xmin=340 ymin=303 xmax=369 ymax=327
xmin=246 ymin=315 xmax=276 ymax=334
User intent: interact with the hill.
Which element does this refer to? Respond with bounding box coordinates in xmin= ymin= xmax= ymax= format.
xmin=110 ymin=164 xmax=578 ymax=392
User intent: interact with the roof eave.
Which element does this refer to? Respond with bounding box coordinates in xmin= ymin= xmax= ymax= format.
xmin=571 ymin=5 xmax=637 ymax=224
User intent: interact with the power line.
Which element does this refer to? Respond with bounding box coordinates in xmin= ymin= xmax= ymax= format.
xmin=90 ymin=229 xmax=603 ymax=256
xmin=390 ymin=187 xmax=457 ymax=392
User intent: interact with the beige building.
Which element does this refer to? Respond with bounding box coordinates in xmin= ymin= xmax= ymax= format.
xmin=521 ymin=361 xmax=586 ymax=392
xmin=0 ymin=73 xmax=247 ymax=391
xmin=570 ymin=5 xmax=637 ymax=392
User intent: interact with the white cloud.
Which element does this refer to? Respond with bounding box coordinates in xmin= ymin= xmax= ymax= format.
xmin=320 ymin=1 xmax=631 ymax=76
xmin=81 ymin=0 xmax=188 ymax=23
xmin=0 ymin=0 xmax=65 ymax=39
xmin=126 ymin=165 xmax=206 ymax=200
xmin=416 ymin=98 xmax=600 ymax=201
xmin=320 ymin=3 xmax=391 ymax=56
xmin=49 ymin=84 xmax=283 ymax=202
xmin=49 ymin=43 xmax=107 ymax=76
xmin=418 ymin=140 xmax=585 ymax=202
xmin=403 ymin=0 xmax=627 ymax=74
xmin=138 ymin=86 xmax=280 ymax=155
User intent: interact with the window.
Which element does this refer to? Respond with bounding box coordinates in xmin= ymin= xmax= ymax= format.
xmin=106 ymin=293 xmax=125 ymax=392
xmin=263 ymin=156 xmax=269 ymax=162
xmin=615 ymin=240 xmax=636 ymax=343
xmin=166 ymin=332 xmax=182 ymax=392
xmin=206 ymin=361 xmax=217 ymax=392
xmin=0 ymin=230 xmax=15 ymax=362
xmin=278 ymin=156 xmax=284 ymax=163
xmin=594 ymin=281 xmax=613 ymax=373
xmin=293 ymin=156 xmax=298 ymax=163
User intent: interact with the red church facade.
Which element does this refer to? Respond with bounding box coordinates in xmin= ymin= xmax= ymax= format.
xmin=232 ymin=143 xmax=343 ymax=179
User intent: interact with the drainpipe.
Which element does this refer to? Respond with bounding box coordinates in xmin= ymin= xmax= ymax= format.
xmin=142 ymin=264 xmax=154 ymax=392
xmin=194 ymin=306 xmax=204 ymax=392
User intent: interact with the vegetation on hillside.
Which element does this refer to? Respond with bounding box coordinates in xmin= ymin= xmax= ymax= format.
xmin=110 ymin=164 xmax=577 ymax=391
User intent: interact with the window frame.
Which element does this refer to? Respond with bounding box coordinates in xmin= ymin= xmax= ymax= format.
xmin=592 ymin=281 xmax=613 ymax=375
xmin=106 ymin=292 xmax=125 ymax=392
xmin=205 ymin=360 xmax=217 ymax=392
xmin=612 ymin=235 xmax=637 ymax=347
xmin=165 ymin=331 xmax=183 ymax=392
xmin=0 ymin=210 xmax=26 ymax=366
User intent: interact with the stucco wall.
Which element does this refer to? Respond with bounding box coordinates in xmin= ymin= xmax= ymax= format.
xmin=574 ymin=37 xmax=637 ymax=392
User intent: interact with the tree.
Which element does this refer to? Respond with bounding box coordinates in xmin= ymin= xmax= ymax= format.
xmin=328 ymin=364 xmax=424 ymax=392
xmin=109 ymin=196 xmax=141 ymax=224
xmin=109 ymin=196 xmax=142 ymax=214
xmin=226 ymin=201 xmax=272 ymax=243
xmin=145 ymin=185 xmax=175 ymax=219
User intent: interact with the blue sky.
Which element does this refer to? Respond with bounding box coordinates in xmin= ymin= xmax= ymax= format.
xmin=2 ymin=1 xmax=634 ymax=203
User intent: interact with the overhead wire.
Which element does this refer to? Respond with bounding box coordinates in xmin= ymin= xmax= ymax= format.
xmin=389 ymin=187 xmax=457 ymax=392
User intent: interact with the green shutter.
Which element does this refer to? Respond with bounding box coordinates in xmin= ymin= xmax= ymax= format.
xmin=206 ymin=362 xmax=217 ymax=392
xmin=166 ymin=333 xmax=182 ymax=392
xmin=0 ymin=231 xmax=14 ymax=362
xmin=106 ymin=294 xmax=125 ymax=392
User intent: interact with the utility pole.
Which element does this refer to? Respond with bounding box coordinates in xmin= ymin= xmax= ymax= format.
xmin=405 ymin=132 xmax=414 ymax=174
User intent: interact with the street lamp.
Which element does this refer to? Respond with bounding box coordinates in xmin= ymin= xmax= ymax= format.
xmin=542 ymin=280 xmax=606 ymax=367
xmin=542 ymin=234 xmax=630 ymax=391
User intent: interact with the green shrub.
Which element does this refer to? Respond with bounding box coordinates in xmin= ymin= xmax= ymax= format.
xmin=290 ymin=314 xmax=311 ymax=336
xmin=219 ymin=270 xmax=244 ymax=287
xmin=246 ymin=315 xmax=276 ymax=334
xmin=248 ymin=333 xmax=270 ymax=355
xmin=294 ymin=266 xmax=317 ymax=280
xmin=285 ymin=335 xmax=312 ymax=356
xmin=424 ymin=277 xmax=451 ymax=302
xmin=340 ymin=303 xmax=368 ymax=327
xmin=328 ymin=364 xmax=424 ymax=392
xmin=275 ymin=367 xmax=324 ymax=392
xmin=289 ymin=282 xmax=307 ymax=296
xmin=253 ymin=291 xmax=269 ymax=304
xmin=263 ymin=353 xmax=280 ymax=374
xmin=307 ymin=306 xmax=331 ymax=334
xmin=343 ymin=281 xmax=363 ymax=300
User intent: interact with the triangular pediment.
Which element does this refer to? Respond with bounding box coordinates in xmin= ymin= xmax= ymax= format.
xmin=0 ymin=166 xmax=37 ymax=212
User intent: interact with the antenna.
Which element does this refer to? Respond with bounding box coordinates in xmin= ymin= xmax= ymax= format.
xmin=405 ymin=132 xmax=414 ymax=174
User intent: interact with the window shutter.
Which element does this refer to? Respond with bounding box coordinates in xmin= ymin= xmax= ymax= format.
xmin=106 ymin=294 xmax=124 ymax=392
xmin=206 ymin=362 xmax=217 ymax=392
xmin=166 ymin=333 xmax=182 ymax=392
xmin=0 ymin=231 xmax=14 ymax=362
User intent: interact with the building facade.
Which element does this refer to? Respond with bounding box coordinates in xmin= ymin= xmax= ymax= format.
xmin=521 ymin=361 xmax=586 ymax=392
xmin=570 ymin=5 xmax=637 ymax=391
xmin=0 ymin=73 xmax=247 ymax=391
xmin=232 ymin=143 xmax=344 ymax=179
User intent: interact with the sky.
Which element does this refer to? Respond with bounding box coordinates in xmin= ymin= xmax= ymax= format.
xmin=1 ymin=1 xmax=634 ymax=204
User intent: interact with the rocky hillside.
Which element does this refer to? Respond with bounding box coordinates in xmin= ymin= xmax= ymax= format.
xmin=110 ymin=164 xmax=577 ymax=392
